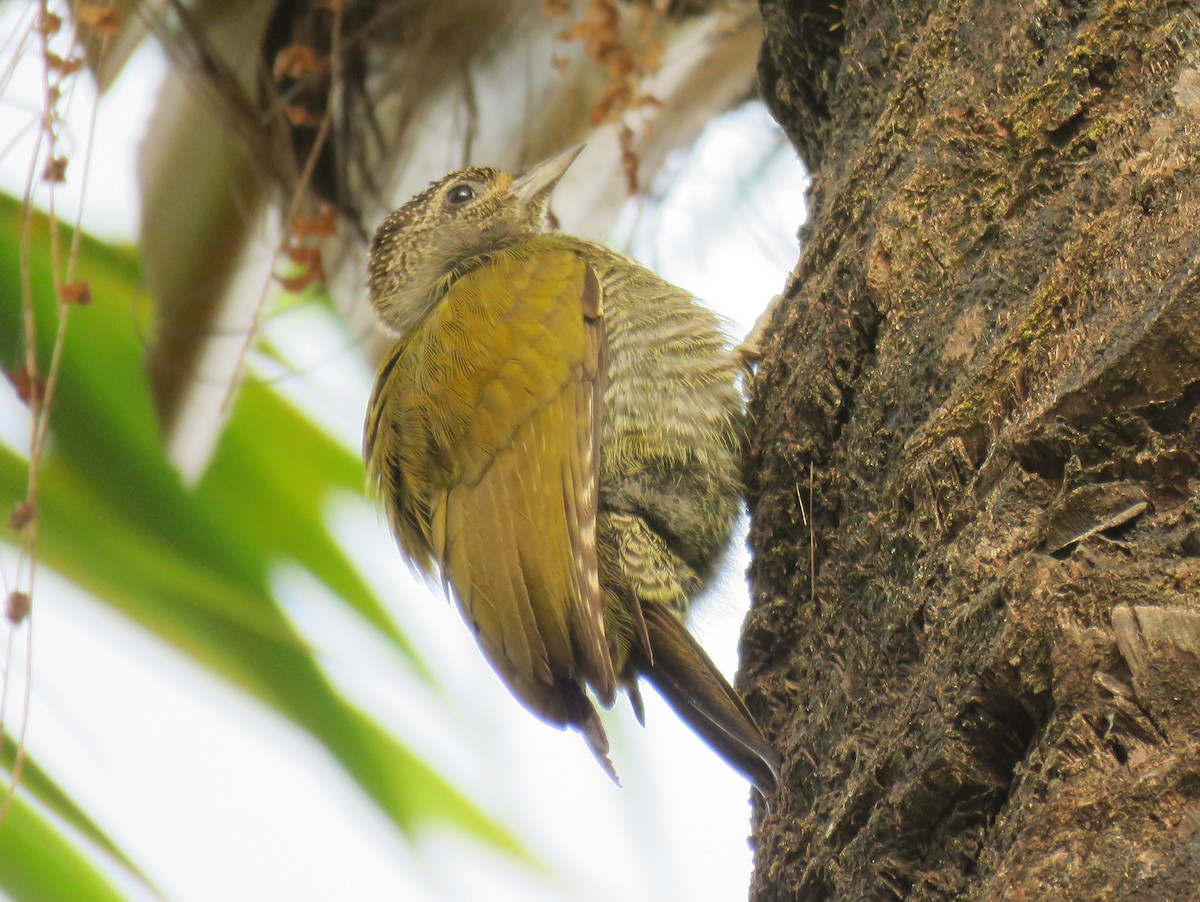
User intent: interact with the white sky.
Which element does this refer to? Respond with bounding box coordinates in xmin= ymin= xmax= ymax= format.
xmin=0 ymin=10 xmax=807 ymax=900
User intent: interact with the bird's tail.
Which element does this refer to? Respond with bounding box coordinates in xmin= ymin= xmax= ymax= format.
xmin=635 ymin=602 xmax=780 ymax=794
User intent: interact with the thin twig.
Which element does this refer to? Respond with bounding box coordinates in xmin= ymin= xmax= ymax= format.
xmin=0 ymin=2 xmax=105 ymax=827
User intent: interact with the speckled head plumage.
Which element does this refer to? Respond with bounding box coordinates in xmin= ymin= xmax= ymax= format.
xmin=367 ymin=145 xmax=584 ymax=335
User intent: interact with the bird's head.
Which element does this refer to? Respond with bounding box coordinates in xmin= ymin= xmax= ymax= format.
xmin=367 ymin=144 xmax=583 ymax=335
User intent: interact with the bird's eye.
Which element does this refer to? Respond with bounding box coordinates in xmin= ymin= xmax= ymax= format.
xmin=445 ymin=182 xmax=476 ymax=206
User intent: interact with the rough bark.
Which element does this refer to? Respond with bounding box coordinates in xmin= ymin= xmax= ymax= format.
xmin=743 ymin=1 xmax=1200 ymax=899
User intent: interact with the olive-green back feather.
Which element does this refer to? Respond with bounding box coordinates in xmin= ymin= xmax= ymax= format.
xmin=365 ymin=240 xmax=617 ymax=766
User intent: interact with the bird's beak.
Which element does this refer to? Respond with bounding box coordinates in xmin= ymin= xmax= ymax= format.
xmin=512 ymin=143 xmax=585 ymax=207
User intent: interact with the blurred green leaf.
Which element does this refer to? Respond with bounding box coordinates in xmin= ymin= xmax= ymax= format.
xmin=0 ymin=737 xmax=156 ymax=894
xmin=199 ymin=379 xmax=423 ymax=667
xmin=0 ymin=790 xmax=130 ymax=902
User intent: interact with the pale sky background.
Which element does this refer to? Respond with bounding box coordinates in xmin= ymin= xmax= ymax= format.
xmin=0 ymin=9 xmax=807 ymax=900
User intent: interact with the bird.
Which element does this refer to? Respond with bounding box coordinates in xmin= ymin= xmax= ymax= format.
xmin=363 ymin=144 xmax=779 ymax=792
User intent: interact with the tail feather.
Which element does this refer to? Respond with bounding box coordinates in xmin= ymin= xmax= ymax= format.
xmin=565 ymin=680 xmax=621 ymax=786
xmin=636 ymin=603 xmax=780 ymax=794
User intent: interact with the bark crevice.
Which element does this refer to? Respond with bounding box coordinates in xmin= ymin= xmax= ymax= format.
xmin=747 ymin=1 xmax=1200 ymax=898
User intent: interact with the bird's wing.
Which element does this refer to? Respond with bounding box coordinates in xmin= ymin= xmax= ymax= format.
xmin=365 ymin=341 xmax=434 ymax=574
xmin=422 ymin=246 xmax=618 ymax=733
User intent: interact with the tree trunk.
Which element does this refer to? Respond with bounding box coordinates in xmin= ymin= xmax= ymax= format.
xmin=743 ymin=1 xmax=1200 ymax=899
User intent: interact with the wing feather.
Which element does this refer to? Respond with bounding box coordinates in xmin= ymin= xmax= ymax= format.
xmin=380 ymin=244 xmax=616 ymax=730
